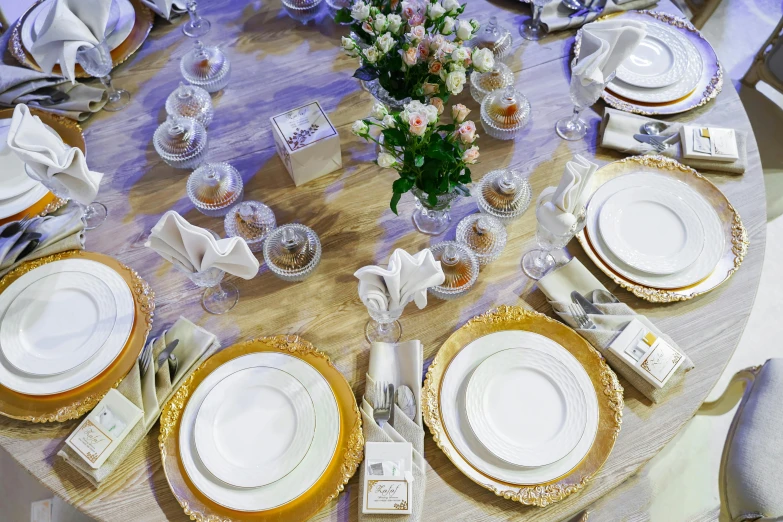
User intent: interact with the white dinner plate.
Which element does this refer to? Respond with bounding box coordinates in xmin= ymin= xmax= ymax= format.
xmin=0 ymin=120 xmax=41 ymax=201
xmin=615 ymin=21 xmax=689 ymax=89
xmin=194 ymin=366 xmax=316 ymax=489
xmin=597 ymin=186 xmax=706 ymax=275
xmin=0 ymin=272 xmax=117 ymax=376
xmin=586 ymin=172 xmax=725 ymax=289
xmin=180 ymin=352 xmax=340 ymax=512
xmin=441 ymin=331 xmax=599 ymax=485
xmin=465 ymin=348 xmax=587 ymax=468
xmin=0 ymin=259 xmax=134 ymax=395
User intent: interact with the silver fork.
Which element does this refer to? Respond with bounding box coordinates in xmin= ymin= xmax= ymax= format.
xmin=569 ymin=302 xmax=597 ymax=330
xmin=649 ymin=134 xmax=677 ymax=153
xmin=373 ymin=380 xmax=391 ymax=426
xmin=138 ymin=337 xmax=156 ymax=377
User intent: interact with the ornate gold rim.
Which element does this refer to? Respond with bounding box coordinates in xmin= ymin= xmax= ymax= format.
xmin=8 ymin=0 xmax=154 ymax=78
xmin=576 ymin=155 xmax=749 ymax=303
xmin=158 ymin=336 xmax=364 ymax=521
xmin=0 ymin=250 xmax=155 ymax=422
xmin=422 ymin=306 xmax=623 ymax=507
xmin=574 ymin=11 xmax=724 ymax=116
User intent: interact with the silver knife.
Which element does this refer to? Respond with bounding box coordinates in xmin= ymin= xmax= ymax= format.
xmin=571 ymin=291 xmax=603 ymax=316
xmin=156 ymin=339 xmax=180 ymax=371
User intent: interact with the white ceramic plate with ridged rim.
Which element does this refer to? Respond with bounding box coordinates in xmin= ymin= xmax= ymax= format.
xmin=615 ymin=20 xmax=690 ymax=89
xmin=598 ymin=186 xmax=706 ymax=275
xmin=180 ymin=352 xmax=340 ymax=512
xmin=440 ymin=330 xmax=599 ymax=485
xmin=0 ymin=120 xmax=41 ymax=201
xmin=194 ymin=365 xmax=316 ymax=489
xmin=0 ymin=272 xmax=117 ymax=376
xmin=0 ymin=259 xmax=134 ymax=395
xmin=465 ymin=347 xmax=587 ymax=468
xmin=586 ymin=172 xmax=724 ymax=289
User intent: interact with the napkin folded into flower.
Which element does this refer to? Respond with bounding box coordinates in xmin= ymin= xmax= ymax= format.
xmin=540 ymin=0 xmax=658 ymax=33
xmin=573 ymin=19 xmax=647 ymax=86
xmin=30 ymin=0 xmax=111 ymax=84
xmin=359 ymin=341 xmax=426 ymax=522
xmin=537 ymin=154 xmax=597 ymax=236
xmin=539 ymin=258 xmax=694 ymax=403
xmin=0 ymin=205 xmax=84 ymax=278
xmin=7 ymin=104 xmax=102 ymax=206
xmin=599 ymin=108 xmax=749 ymax=175
xmin=141 ymin=0 xmax=187 ymax=20
xmin=146 ymin=211 xmax=259 ymax=279
xmin=355 ymin=249 xmax=445 ymax=312
xmin=58 ymin=317 xmax=220 ymax=487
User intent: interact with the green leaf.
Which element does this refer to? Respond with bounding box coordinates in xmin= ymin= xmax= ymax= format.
xmin=353 ymin=66 xmax=379 ymax=81
xmin=414 ymin=155 xmax=424 ymax=167
xmin=427 ymin=192 xmax=438 ymax=207
xmin=382 ymin=128 xmax=405 ymax=147
xmin=437 ymin=124 xmax=455 ymax=133
xmin=334 ymin=8 xmax=353 ymax=23
xmin=390 ymin=192 xmax=402 ymax=215
xmin=392 ymin=177 xmax=414 ymax=194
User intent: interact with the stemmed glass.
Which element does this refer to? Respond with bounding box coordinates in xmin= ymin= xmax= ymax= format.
xmin=521 ymin=221 xmax=575 ymax=280
xmin=75 ymin=41 xmax=130 ymax=112
xmin=23 ymin=166 xmax=107 ymax=230
xmin=175 ymin=265 xmax=239 ymax=314
xmin=555 ymin=58 xmax=616 ymax=141
xmin=182 ymin=0 xmax=211 ymax=38
xmin=520 ymin=0 xmax=553 ymax=41
xmin=364 ymin=303 xmax=407 ymax=343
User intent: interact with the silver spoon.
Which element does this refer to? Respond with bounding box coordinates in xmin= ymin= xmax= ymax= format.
xmin=641 ymin=121 xmax=669 ymax=136
xmin=168 ymin=353 xmax=179 ymax=380
xmin=591 ymin=289 xmax=620 ymax=304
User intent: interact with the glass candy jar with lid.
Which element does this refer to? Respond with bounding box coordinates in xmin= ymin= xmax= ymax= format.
xmin=470 ymin=16 xmax=513 ymax=63
xmin=480 ymin=86 xmax=531 ymax=141
xmin=475 ymin=168 xmax=532 ymax=223
xmin=224 ymin=201 xmax=277 ymax=252
xmin=456 ymin=214 xmax=508 ymax=267
xmin=187 ymin=162 xmax=244 ymax=217
xmin=263 ymin=223 xmax=322 ymax=281
xmin=153 ymin=115 xmax=208 ymax=170
xmin=428 ymin=241 xmax=479 ymax=300
xmin=180 ymin=41 xmax=231 ymax=93
xmin=165 ymin=82 xmax=213 ymax=128
xmin=470 ymin=62 xmax=514 ymax=105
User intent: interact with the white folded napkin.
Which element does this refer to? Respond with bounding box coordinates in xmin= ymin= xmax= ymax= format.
xmin=142 ymin=0 xmax=187 ymax=20
xmin=354 ymin=249 xmax=445 ymax=312
xmin=540 ymin=0 xmax=658 ymax=33
xmin=536 ymin=154 xmax=597 ymax=236
xmin=539 ymin=258 xmax=694 ymax=403
xmin=6 ymin=104 xmax=103 ymax=206
xmin=146 ymin=211 xmax=260 ymax=279
xmin=30 ymin=0 xmax=111 ymax=83
xmin=574 ymin=19 xmax=647 ymax=86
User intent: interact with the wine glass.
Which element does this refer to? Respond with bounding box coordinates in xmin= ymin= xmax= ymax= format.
xmin=520 ymin=0 xmax=554 ymax=41
xmin=521 ymin=221 xmax=574 ymax=279
xmin=555 ymin=58 xmax=616 ymax=141
xmin=364 ymin=304 xmax=405 ymax=343
xmin=182 ymin=0 xmax=211 ymax=38
xmin=176 ymin=265 xmax=239 ymax=314
xmin=23 ymin=166 xmax=107 ymax=230
xmin=75 ymin=41 xmax=130 ymax=112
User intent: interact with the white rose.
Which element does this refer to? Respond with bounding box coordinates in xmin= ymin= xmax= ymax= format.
xmin=442 ymin=0 xmax=460 ymax=13
xmin=373 ymin=13 xmax=388 ymax=32
xmin=451 ymin=46 xmax=470 ymax=63
xmin=382 ymin=114 xmax=396 ymax=128
xmin=407 ymin=25 xmax=426 ymax=43
xmin=445 ymin=70 xmax=467 ymax=94
xmin=351 ymin=1 xmax=370 ymax=20
xmin=401 ymin=100 xmax=427 ymax=121
xmin=341 ymin=36 xmax=358 ymax=56
xmin=376 ymin=32 xmax=395 ymax=54
xmin=455 ymin=19 xmax=473 ymax=40
xmin=422 ymin=104 xmax=439 ymax=124
xmin=364 ymin=47 xmax=380 ymax=63
xmin=371 ymin=103 xmax=388 ymax=120
xmin=352 ymin=120 xmax=369 ymax=136
xmin=470 ymin=19 xmax=480 ymax=33
xmin=377 ymin=152 xmax=397 ymax=168
xmin=387 ymin=14 xmax=403 ymax=34
xmin=471 ymin=47 xmax=494 ymax=73
xmin=441 ymin=16 xmax=455 ymax=35
xmin=428 ymin=2 xmax=446 ymax=20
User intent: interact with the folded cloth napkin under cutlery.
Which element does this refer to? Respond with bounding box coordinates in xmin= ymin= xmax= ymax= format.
xmin=537 ymin=154 xmax=598 ymax=236
xmin=359 ymin=341 xmax=426 ymax=521
xmin=141 ymin=0 xmax=186 ymax=20
xmin=58 ymin=317 xmax=220 ymax=487
xmin=573 ymin=19 xmax=648 ymax=85
xmin=146 ymin=211 xmax=260 ymax=279
xmin=541 ymin=0 xmax=657 ymax=34
xmin=599 ymin=108 xmax=749 ymax=175
xmin=539 ymin=258 xmax=694 ymax=403
xmin=0 ymin=205 xmax=84 ymax=277
xmin=30 ymin=0 xmax=111 ymax=84
xmin=355 ymin=248 xmax=445 ymax=312
xmin=7 ymin=104 xmax=103 ymax=205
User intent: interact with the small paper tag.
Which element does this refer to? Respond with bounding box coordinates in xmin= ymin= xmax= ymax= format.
xmin=67 ymin=419 xmax=113 ymax=465
xmin=711 ymin=128 xmax=738 ymax=157
xmin=366 ymin=480 xmax=410 ymax=512
xmin=693 ymin=128 xmax=712 ymax=154
xmin=640 ymin=339 xmax=684 ymax=385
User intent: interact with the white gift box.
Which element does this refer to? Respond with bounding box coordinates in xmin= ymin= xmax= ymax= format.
xmin=270 ymin=101 xmax=342 ymax=186
xmin=362 ymin=441 xmax=414 ymax=515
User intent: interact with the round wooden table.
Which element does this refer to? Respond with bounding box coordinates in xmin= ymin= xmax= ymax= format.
xmin=0 ymin=0 xmax=766 ymax=520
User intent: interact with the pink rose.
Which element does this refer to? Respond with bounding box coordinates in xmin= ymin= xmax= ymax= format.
xmin=423 ymin=82 xmax=439 ymax=95
xmin=408 ymin=12 xmax=425 ymax=25
xmin=462 ymin=145 xmax=480 ymax=164
xmin=418 ymin=42 xmax=429 ymax=59
xmin=402 ymin=46 xmax=419 ymax=66
xmin=403 ymin=6 xmax=415 ymax=19
xmin=458 ymin=121 xmax=477 ymax=144
xmin=429 ymin=61 xmax=443 ymax=74
xmin=451 ymin=104 xmax=470 ymax=124
xmin=431 ymin=97 xmax=445 ymax=114
xmin=430 ymin=35 xmax=445 ymax=51
xmin=409 ymin=113 xmax=428 ymax=136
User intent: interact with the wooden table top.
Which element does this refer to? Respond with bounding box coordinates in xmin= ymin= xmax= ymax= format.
xmin=0 ymin=0 xmax=767 ymax=521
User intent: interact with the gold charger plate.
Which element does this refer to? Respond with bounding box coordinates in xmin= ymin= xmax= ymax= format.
xmin=8 ymin=0 xmax=154 ymax=78
xmin=576 ymin=155 xmax=749 ymax=303
xmin=0 ymin=250 xmax=154 ymax=422
xmin=0 ymin=107 xmax=76 ymax=225
xmin=159 ymin=336 xmax=364 ymax=522
xmin=422 ymin=306 xmax=624 ymax=507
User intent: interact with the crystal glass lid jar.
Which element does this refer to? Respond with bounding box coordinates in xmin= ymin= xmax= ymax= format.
xmin=470 ymin=16 xmax=513 ymax=63
xmin=153 ymin=115 xmax=208 ymax=170
xmin=165 ymin=81 xmax=214 ymax=128
xmin=180 ymin=40 xmax=231 ymax=93
xmin=456 ymin=214 xmax=508 ymax=267
xmin=480 ymin=86 xmax=531 ymax=141
xmin=470 ymin=62 xmax=514 ymax=104
xmin=282 ymin=0 xmax=323 ymax=23
xmin=475 ymin=168 xmax=532 ymax=223
xmin=263 ymin=223 xmax=322 ymax=281
xmin=187 ymin=162 xmax=244 ymax=217
xmin=428 ymin=241 xmax=479 ymax=300
xmin=224 ymin=201 xmax=277 ymax=252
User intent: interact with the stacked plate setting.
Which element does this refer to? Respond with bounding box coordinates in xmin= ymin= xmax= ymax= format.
xmin=178 ymin=352 xmax=341 ymax=512
xmin=0 ymin=118 xmax=50 ymax=220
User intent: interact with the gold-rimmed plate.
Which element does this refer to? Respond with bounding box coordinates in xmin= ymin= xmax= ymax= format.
xmin=576 ymin=155 xmax=748 ymax=303
xmin=159 ymin=336 xmax=364 ymax=521
xmin=422 ymin=306 xmax=624 ymax=507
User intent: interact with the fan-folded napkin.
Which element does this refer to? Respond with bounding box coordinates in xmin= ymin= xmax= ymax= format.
xmin=573 ymin=19 xmax=647 ymax=86
xmin=540 ymin=0 xmax=658 ymax=32
xmin=536 ymin=154 xmax=597 ymax=236
xmin=599 ymin=108 xmax=748 ymax=175
xmin=355 ymin=249 xmax=445 ymax=312
xmin=6 ymin=104 xmax=102 ymax=206
xmin=538 ymin=258 xmax=694 ymax=403
xmin=146 ymin=211 xmax=259 ymax=279
xmin=142 ymin=0 xmax=186 ymax=19
xmin=58 ymin=317 xmax=220 ymax=486
xmin=30 ymin=0 xmax=111 ymax=84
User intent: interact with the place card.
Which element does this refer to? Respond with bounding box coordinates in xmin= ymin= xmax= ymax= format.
xmin=608 ymin=319 xmax=685 ymax=389
xmin=270 ymin=101 xmax=343 ymax=186
xmin=65 ymin=389 xmax=143 ymax=469
xmin=680 ymin=125 xmax=739 ymax=162
xmin=362 ymin=441 xmax=413 ymax=515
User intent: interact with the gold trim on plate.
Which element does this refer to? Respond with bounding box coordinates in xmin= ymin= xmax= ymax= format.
xmin=158 ymin=336 xmax=364 ymax=521
xmin=422 ymin=306 xmax=623 ymax=507
xmin=576 ymin=155 xmax=748 ymax=303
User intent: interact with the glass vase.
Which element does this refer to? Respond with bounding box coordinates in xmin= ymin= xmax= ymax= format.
xmin=410 ymin=186 xmax=459 ymax=236
xmin=363 ymin=79 xmax=411 ymax=112
xmin=364 ymin=306 xmax=404 ymax=343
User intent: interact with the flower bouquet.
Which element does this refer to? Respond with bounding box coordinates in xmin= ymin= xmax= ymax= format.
xmin=339 ymin=0 xmax=495 ymax=109
xmin=352 ymin=99 xmax=480 ymax=235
